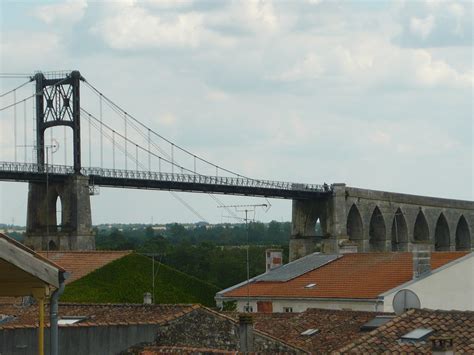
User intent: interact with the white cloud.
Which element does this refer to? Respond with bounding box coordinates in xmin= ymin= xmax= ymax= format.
xmin=410 ymin=15 xmax=435 ymax=39
xmin=93 ymin=3 xmax=233 ymax=49
xmin=142 ymin=0 xmax=195 ymax=9
xmin=272 ymin=34 xmax=472 ymax=89
xmin=0 ymin=32 xmax=62 ymax=67
xmin=206 ymin=90 xmax=229 ymax=102
xmin=34 ymin=0 xmax=88 ymax=25
xmin=276 ymin=53 xmax=325 ymax=81
xmin=369 ymin=131 xmax=391 ymax=145
xmin=412 ymin=49 xmax=473 ymax=87
xmin=240 ymin=0 xmax=279 ymax=33
xmin=159 ymin=113 xmax=177 ymax=126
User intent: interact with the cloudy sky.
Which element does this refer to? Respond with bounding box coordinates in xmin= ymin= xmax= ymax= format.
xmin=0 ymin=0 xmax=472 ymax=226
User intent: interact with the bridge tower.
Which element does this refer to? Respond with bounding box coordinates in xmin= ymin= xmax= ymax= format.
xmin=24 ymin=71 xmax=94 ymax=251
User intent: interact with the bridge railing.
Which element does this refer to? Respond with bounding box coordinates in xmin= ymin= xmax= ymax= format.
xmin=0 ymin=161 xmax=328 ymax=193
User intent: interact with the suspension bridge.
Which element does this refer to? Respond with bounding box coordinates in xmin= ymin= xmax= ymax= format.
xmin=0 ymin=71 xmax=328 ymax=199
xmin=1 ymin=71 xmax=472 ymax=257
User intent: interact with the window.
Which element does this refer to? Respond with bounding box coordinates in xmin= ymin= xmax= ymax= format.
xmin=304 ymin=283 xmax=316 ymax=288
xmin=401 ymin=328 xmax=434 ymax=342
xmin=243 ymin=305 xmax=253 ymax=313
xmin=58 ymin=316 xmax=87 ymax=325
xmin=283 ymin=307 xmax=293 ymax=313
xmin=301 ymin=328 xmax=319 ymax=336
xmin=360 ymin=316 xmax=395 ymax=331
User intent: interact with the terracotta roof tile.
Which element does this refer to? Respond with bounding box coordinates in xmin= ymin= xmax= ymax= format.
xmin=38 ymin=250 xmax=132 ymax=284
xmin=135 ymin=346 xmax=239 ymax=354
xmin=0 ymin=302 xmax=196 ymax=329
xmin=338 ymin=308 xmax=474 ymax=354
xmin=222 ymin=252 xmax=468 ymax=300
xmin=225 ymin=308 xmax=391 ymax=353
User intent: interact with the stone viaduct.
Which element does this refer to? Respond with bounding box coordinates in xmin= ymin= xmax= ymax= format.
xmin=290 ymin=183 xmax=474 ymax=260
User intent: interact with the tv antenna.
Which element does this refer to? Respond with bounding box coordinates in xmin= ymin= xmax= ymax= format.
xmin=217 ymin=203 xmax=270 ymax=312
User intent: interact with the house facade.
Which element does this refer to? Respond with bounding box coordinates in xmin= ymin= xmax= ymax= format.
xmin=216 ymin=251 xmax=472 ymax=313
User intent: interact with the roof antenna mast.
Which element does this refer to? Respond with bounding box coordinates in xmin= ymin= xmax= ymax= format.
xmin=217 ymin=203 xmax=269 ymax=312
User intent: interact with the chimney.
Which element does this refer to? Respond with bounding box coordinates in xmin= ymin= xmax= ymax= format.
xmin=338 ymin=239 xmax=358 ymax=254
xmin=431 ymin=336 xmax=454 ymax=355
xmin=143 ymin=292 xmax=152 ymax=305
xmin=239 ymin=314 xmax=254 ymax=353
xmin=412 ymin=243 xmax=431 ymax=279
xmin=265 ymin=249 xmax=283 ymax=272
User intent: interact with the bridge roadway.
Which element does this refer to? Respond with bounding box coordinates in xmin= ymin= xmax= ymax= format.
xmin=0 ymin=162 xmax=330 ymax=200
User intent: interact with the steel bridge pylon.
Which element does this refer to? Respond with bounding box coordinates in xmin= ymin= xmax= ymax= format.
xmin=25 ymin=71 xmax=94 ymax=251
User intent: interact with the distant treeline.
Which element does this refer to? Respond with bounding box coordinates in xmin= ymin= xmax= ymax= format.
xmin=95 ymin=221 xmax=291 ymax=249
xmin=95 ymin=221 xmax=292 ymax=289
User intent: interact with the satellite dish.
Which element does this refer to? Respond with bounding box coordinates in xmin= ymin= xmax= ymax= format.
xmin=392 ymin=289 xmax=421 ymax=315
xmin=51 ymin=139 xmax=60 ymax=153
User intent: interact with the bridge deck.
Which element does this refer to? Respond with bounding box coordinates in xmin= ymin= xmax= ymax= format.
xmin=0 ymin=162 xmax=330 ymax=199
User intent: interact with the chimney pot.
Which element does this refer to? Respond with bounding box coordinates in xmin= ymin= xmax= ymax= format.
xmin=143 ymin=292 xmax=152 ymax=305
xmin=431 ymin=336 xmax=454 ymax=355
xmin=239 ymin=314 xmax=254 ymax=353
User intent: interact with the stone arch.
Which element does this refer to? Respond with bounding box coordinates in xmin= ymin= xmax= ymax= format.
xmin=413 ymin=210 xmax=429 ymax=242
xmin=315 ymin=218 xmax=323 ymax=237
xmin=369 ymin=206 xmax=387 ymax=251
xmin=347 ymin=204 xmax=364 ymax=249
xmin=434 ymin=213 xmax=450 ymax=251
xmin=391 ymin=208 xmax=408 ymax=251
xmin=455 ymin=215 xmax=471 ymax=251
xmin=48 ymin=240 xmax=58 ymax=251
xmin=56 ymin=194 xmax=63 ymax=230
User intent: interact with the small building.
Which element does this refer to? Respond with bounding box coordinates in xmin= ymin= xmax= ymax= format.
xmin=0 ymin=233 xmax=66 ymax=355
xmin=216 ymin=250 xmax=471 ymax=313
xmin=338 ymin=308 xmax=474 ymax=354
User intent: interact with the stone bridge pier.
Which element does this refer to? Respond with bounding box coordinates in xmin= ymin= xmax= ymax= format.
xmin=290 ymin=183 xmax=474 ymax=261
xmin=24 ymin=175 xmax=94 ymax=251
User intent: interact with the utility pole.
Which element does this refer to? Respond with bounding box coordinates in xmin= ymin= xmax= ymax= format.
xmin=217 ymin=203 xmax=269 ymax=313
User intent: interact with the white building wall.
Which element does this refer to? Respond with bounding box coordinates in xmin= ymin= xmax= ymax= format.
xmin=235 ymin=298 xmax=377 ymax=313
xmin=382 ymin=255 xmax=474 ymax=312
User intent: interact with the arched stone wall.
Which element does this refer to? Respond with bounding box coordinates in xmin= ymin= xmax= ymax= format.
xmin=369 ymin=206 xmax=386 ymax=251
xmin=413 ymin=210 xmax=430 ymax=242
xmin=290 ymin=185 xmax=474 ymax=259
xmin=455 ymin=215 xmax=471 ymax=251
xmin=434 ymin=213 xmax=450 ymax=251
xmin=391 ymin=208 xmax=408 ymax=251
xmin=346 ymin=204 xmax=364 ymax=251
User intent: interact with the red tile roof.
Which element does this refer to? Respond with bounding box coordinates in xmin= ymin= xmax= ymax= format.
xmin=0 ymin=302 xmax=198 ymax=329
xmin=38 ymin=250 xmax=132 ymax=284
xmin=222 ymin=252 xmax=468 ymax=299
xmin=135 ymin=346 xmax=239 ymax=354
xmin=236 ymin=308 xmax=390 ymax=353
xmin=337 ymin=308 xmax=474 ymax=354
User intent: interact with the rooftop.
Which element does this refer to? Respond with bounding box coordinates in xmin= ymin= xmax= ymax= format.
xmin=240 ymin=308 xmax=390 ymax=353
xmin=0 ymin=302 xmax=198 ymax=329
xmin=338 ymin=308 xmax=474 ymax=353
xmin=38 ymin=250 xmax=132 ymax=284
xmin=220 ymin=252 xmax=468 ymax=300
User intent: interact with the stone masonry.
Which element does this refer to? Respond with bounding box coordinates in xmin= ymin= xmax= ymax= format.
xmin=290 ymin=183 xmax=474 ymax=260
xmin=24 ymin=174 xmax=94 ymax=251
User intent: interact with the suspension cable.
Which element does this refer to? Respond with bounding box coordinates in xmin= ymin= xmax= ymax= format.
xmin=81 ymin=108 xmax=200 ymax=176
xmin=0 ymin=79 xmax=32 ymax=98
xmin=83 ymin=80 xmax=251 ymax=179
xmin=83 ymin=112 xmax=210 ymax=222
xmin=0 ymin=93 xmax=35 ymax=112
